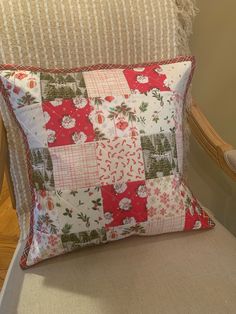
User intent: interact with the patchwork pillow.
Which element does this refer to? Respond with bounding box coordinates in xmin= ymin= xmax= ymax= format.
xmin=0 ymin=57 xmax=215 ymax=268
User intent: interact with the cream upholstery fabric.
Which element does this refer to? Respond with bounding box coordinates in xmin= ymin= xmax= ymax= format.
xmin=0 ymin=0 xmax=197 ymax=239
xmin=1 ymin=220 xmax=236 ymax=314
xmin=0 ymin=0 xmax=194 ymax=67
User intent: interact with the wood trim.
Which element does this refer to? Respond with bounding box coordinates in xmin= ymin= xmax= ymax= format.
xmin=0 ymin=115 xmax=16 ymax=208
xmin=187 ymin=102 xmax=236 ymax=181
xmin=0 ymin=115 xmax=6 ymax=194
xmin=5 ymin=163 xmax=16 ymax=209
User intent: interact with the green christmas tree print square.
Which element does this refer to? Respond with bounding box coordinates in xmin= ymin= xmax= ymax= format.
xmin=30 ymin=148 xmax=55 ymax=190
xmin=61 ymin=227 xmax=107 ymax=252
xmin=40 ymin=72 xmax=88 ymax=101
xmin=141 ymin=133 xmax=178 ymax=179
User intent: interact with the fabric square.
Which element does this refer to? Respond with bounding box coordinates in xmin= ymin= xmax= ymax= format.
xmin=15 ymin=103 xmax=48 ymax=148
xmin=90 ymin=95 xmax=138 ymax=140
xmin=182 ymin=184 xmax=216 ymax=231
xmin=30 ymin=148 xmax=55 ymax=191
xmin=40 ymin=72 xmax=87 ymax=101
xmin=144 ymin=216 xmax=186 ymax=235
xmin=123 ymin=65 xmax=171 ymax=94
xmin=50 ymin=143 xmax=99 ymax=189
xmin=145 ymin=176 xmax=214 ymax=233
xmin=157 ymin=61 xmax=192 ymax=94
xmin=33 ymin=190 xmax=61 ymax=235
xmin=83 ymin=69 xmax=131 ymax=97
xmin=26 ymin=231 xmax=65 ymax=267
xmin=146 ymin=176 xmax=185 ymax=222
xmin=141 ymin=133 xmax=178 ymax=179
xmin=134 ymin=91 xmax=176 ymax=135
xmin=61 ymin=227 xmax=107 ymax=252
xmin=0 ymin=70 xmax=41 ymax=110
xmin=96 ymin=136 xmax=145 ymax=185
xmin=106 ymin=223 xmax=146 ymax=242
xmin=55 ymin=187 xmax=105 ymax=233
xmin=101 ymin=180 xmax=147 ymax=227
xmin=42 ymin=99 xmax=95 ymax=147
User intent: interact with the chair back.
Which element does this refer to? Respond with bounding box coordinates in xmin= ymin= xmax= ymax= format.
xmin=0 ymin=0 xmax=192 ymax=67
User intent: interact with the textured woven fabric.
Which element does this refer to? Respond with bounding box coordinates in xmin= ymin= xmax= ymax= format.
xmin=0 ymin=0 xmax=195 ymax=67
xmin=0 ymin=0 xmax=197 ymax=239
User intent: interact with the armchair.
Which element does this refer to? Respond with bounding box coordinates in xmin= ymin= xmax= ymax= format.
xmin=0 ymin=1 xmax=236 ymax=313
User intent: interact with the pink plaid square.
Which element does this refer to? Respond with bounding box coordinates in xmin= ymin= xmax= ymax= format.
xmin=83 ymin=69 xmax=131 ymax=97
xmin=49 ymin=143 xmax=99 ymax=189
xmin=145 ymin=215 xmax=185 ymax=235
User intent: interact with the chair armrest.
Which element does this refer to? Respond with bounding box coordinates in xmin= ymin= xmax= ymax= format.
xmin=187 ymin=102 xmax=236 ymax=181
xmin=0 ymin=114 xmax=7 ymax=193
xmin=0 ymin=114 xmax=16 ymax=207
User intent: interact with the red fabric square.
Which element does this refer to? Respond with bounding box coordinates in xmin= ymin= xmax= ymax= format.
xmin=184 ymin=197 xmax=215 ymax=231
xmin=43 ymin=98 xmax=95 ymax=147
xmin=101 ymin=181 xmax=148 ymax=228
xmin=123 ymin=65 xmax=171 ymax=93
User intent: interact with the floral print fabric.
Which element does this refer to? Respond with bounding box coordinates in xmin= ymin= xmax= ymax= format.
xmin=0 ymin=57 xmax=215 ymax=269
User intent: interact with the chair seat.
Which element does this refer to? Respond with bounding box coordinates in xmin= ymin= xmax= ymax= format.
xmin=0 ymin=219 xmax=236 ymax=314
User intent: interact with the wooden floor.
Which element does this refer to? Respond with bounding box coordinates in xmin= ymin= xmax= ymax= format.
xmin=0 ymin=176 xmax=19 ymax=290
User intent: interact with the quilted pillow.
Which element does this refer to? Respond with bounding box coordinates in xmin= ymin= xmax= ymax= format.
xmin=0 ymin=57 xmax=215 ymax=268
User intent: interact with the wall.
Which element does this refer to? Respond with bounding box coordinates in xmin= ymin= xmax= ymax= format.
xmin=189 ymin=0 xmax=236 ymax=235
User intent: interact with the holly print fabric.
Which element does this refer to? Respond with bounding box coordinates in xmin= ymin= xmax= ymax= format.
xmin=0 ymin=57 xmax=215 ymax=269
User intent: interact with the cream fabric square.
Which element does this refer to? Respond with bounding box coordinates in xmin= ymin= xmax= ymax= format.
xmin=96 ymin=136 xmax=145 ymax=185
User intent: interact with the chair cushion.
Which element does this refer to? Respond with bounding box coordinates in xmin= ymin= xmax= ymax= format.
xmin=1 ymin=219 xmax=235 ymax=314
